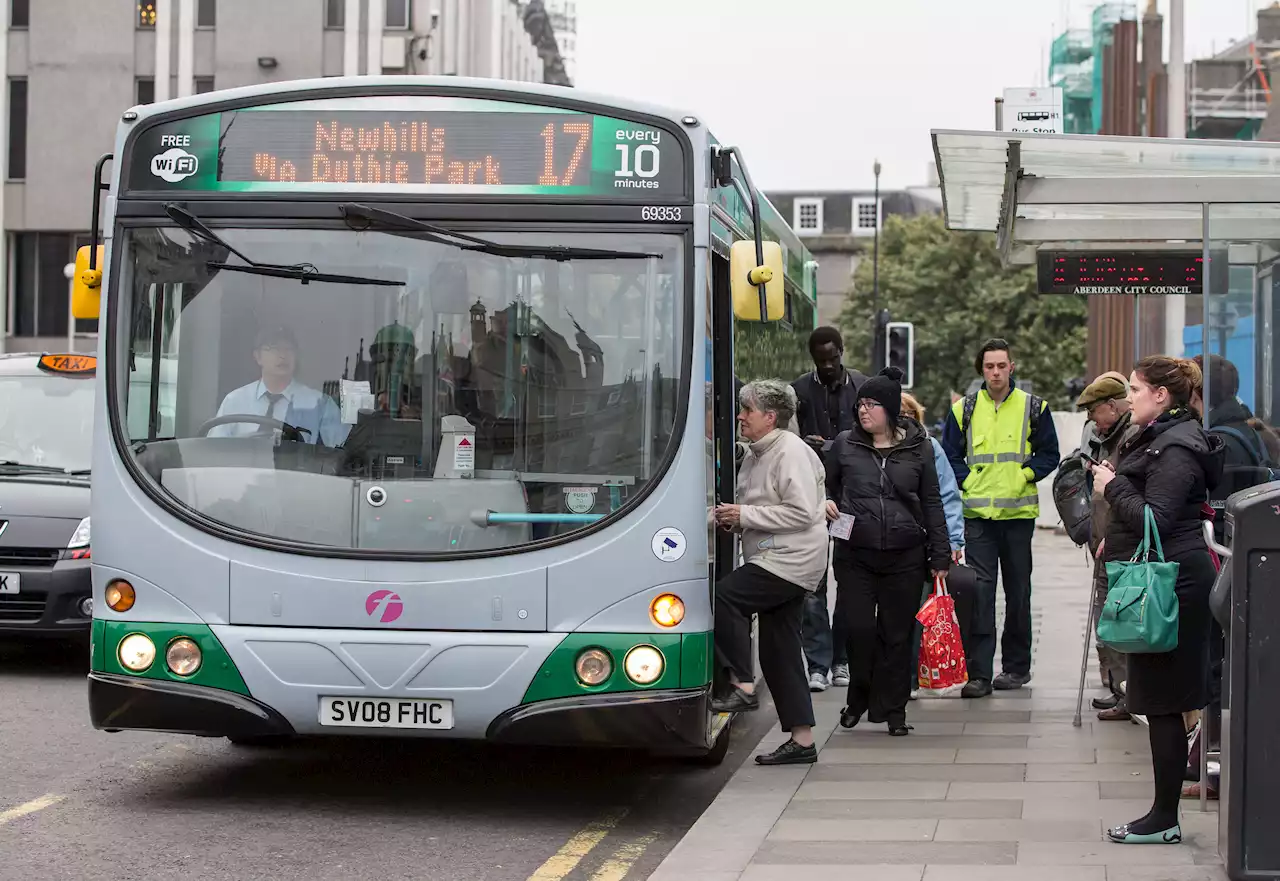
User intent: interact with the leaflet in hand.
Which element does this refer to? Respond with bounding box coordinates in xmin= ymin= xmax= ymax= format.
xmin=829 ymin=513 xmax=855 ymax=540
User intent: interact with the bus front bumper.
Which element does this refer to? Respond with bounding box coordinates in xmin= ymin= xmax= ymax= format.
xmin=487 ymin=685 xmax=712 ymax=752
xmin=88 ymin=671 xmax=295 ymax=738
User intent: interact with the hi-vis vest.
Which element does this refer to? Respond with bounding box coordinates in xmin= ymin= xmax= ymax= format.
xmin=952 ymin=388 xmax=1044 ymax=520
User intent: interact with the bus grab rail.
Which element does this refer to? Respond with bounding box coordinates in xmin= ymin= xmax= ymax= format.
xmin=470 ymin=511 xmax=605 ymax=527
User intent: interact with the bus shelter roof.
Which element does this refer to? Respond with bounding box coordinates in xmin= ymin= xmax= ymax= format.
xmin=931 ymin=129 xmax=1280 ymax=264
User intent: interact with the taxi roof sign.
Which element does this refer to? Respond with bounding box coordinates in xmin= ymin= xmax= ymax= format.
xmin=37 ymin=353 xmax=96 ymax=375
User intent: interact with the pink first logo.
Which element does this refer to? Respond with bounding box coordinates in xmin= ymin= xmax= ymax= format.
xmin=365 ymin=589 xmax=403 ymax=623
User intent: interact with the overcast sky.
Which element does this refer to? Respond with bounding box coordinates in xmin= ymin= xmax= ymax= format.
xmin=575 ymin=0 xmax=1262 ymax=190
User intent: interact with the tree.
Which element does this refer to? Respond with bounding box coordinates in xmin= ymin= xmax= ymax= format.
xmin=839 ymin=213 xmax=1086 ymax=423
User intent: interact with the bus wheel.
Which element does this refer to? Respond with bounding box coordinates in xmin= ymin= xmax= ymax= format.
xmin=690 ymin=717 xmax=732 ymax=766
xmin=226 ymin=734 xmax=290 ymax=748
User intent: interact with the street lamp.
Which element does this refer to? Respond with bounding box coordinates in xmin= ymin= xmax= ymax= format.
xmin=871 ymin=159 xmax=883 ymax=368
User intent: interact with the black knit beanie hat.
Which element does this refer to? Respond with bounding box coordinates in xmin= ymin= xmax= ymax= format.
xmin=858 ymin=367 xmax=905 ymax=422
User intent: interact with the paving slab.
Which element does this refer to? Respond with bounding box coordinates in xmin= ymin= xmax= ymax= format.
xmin=781 ymin=799 xmax=1024 ymax=820
xmin=809 ymin=763 xmax=1028 ymax=783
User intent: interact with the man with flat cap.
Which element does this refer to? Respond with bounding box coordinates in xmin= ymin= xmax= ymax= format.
xmin=1077 ymin=372 xmax=1139 ymax=721
xmin=210 ymin=325 xmax=350 ymax=447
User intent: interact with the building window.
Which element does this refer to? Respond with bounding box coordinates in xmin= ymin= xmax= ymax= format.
xmin=794 ymin=198 xmax=823 ymax=236
xmin=196 ymin=0 xmax=215 ymax=27
xmin=384 ymin=0 xmax=410 ymax=29
xmin=853 ymin=197 xmax=881 ymax=236
xmin=325 ymin=0 xmax=344 ymax=28
xmin=138 ymin=1 xmax=157 ymax=27
xmin=136 ymin=78 xmax=155 ymax=105
xmin=195 ymin=77 xmax=215 ymax=94
xmin=11 ymin=0 xmax=29 ymax=28
xmin=11 ymin=232 xmax=85 ymax=339
xmin=7 ymin=79 xmax=26 ymax=180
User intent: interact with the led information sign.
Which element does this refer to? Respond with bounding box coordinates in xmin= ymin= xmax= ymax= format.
xmin=1037 ymin=250 xmax=1203 ymax=295
xmin=125 ymin=98 xmax=686 ymax=199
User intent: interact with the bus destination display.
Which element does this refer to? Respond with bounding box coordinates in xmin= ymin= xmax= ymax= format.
xmin=1037 ymin=251 xmax=1203 ymax=295
xmin=127 ymin=104 xmax=686 ymax=200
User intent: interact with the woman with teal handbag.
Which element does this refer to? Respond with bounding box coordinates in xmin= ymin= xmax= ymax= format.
xmin=1090 ymin=355 xmax=1224 ymax=847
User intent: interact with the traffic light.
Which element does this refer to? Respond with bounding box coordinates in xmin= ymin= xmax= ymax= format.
xmin=885 ymin=321 xmax=914 ymax=389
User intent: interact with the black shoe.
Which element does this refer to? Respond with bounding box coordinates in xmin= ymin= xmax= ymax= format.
xmin=755 ymin=738 xmax=818 ymax=765
xmin=1093 ymin=693 xmax=1121 ymax=710
xmin=839 ymin=706 xmax=862 ymax=729
xmin=888 ymin=723 xmax=912 ymax=737
xmin=962 ymin=679 xmax=992 ymax=699
xmin=993 ymin=672 xmax=1031 ymax=690
xmin=710 ymin=687 xmax=759 ymax=714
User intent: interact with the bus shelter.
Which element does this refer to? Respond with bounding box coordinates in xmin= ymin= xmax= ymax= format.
xmin=932 ymin=128 xmax=1280 ymax=881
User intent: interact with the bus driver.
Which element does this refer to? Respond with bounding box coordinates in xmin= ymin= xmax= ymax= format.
xmin=209 ymin=325 xmax=350 ymax=447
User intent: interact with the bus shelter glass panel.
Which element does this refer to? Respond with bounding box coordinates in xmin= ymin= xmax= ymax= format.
xmin=115 ymin=226 xmax=685 ymax=553
xmin=1201 ymin=204 xmax=1280 ymax=525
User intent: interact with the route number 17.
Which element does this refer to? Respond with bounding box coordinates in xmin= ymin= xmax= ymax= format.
xmin=615 ymin=144 xmax=660 ymax=178
xmin=540 ymin=121 xmax=592 ymax=186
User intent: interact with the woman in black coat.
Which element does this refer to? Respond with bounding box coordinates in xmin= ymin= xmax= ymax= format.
xmin=1091 ymin=355 xmax=1224 ymax=846
xmin=824 ymin=367 xmax=951 ymax=736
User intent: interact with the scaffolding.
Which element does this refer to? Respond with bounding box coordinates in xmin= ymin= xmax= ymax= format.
xmin=1048 ymin=2 xmax=1137 ymax=135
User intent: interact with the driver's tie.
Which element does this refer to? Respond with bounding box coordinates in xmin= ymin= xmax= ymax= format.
xmin=264 ymin=392 xmax=284 ymax=420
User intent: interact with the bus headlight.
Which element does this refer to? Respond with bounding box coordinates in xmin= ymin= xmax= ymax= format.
xmin=574 ymin=648 xmax=612 ymax=686
xmin=650 ymin=594 xmax=685 ymax=628
xmin=105 ymin=580 xmax=135 ymax=613
xmin=118 ymin=633 xmax=156 ymax=672
xmin=165 ymin=638 xmax=202 ymax=676
xmin=623 ymin=645 xmax=664 ymax=685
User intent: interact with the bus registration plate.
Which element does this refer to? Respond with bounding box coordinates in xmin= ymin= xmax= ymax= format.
xmin=319 ymin=697 xmax=454 ymax=730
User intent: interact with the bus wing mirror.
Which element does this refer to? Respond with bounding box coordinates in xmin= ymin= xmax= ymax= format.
xmin=730 ymin=239 xmax=784 ymax=322
xmin=72 ymin=244 xmax=104 ymax=320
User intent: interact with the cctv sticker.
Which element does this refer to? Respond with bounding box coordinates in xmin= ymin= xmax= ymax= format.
xmin=651 ymin=527 xmax=686 ymax=562
xmin=151 ymin=147 xmax=199 ymax=183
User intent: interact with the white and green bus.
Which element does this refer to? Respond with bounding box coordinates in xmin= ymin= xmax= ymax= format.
xmin=76 ymin=76 xmax=816 ymax=761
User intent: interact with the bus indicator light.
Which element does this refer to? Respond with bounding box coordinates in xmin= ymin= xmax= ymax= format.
xmin=105 ymin=580 xmax=136 ymax=612
xmin=650 ymin=594 xmax=685 ymax=628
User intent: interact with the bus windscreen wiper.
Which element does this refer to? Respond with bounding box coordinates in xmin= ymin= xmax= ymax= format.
xmin=164 ymin=204 xmax=403 ymax=287
xmin=339 ymin=203 xmax=663 ymax=263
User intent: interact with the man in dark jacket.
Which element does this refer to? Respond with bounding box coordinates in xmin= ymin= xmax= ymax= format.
xmin=792 ymin=326 xmax=868 ymax=692
xmin=1076 ymin=374 xmax=1139 ymax=720
xmin=1195 ymin=354 xmax=1272 ymax=526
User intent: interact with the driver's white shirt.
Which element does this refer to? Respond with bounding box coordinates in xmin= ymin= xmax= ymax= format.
xmin=210 ymin=378 xmax=349 ymax=446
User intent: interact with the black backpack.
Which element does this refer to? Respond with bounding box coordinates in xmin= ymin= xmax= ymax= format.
xmin=1052 ymin=453 xmax=1092 ymax=546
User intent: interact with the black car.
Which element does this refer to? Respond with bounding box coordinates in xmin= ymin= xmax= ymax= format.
xmin=0 ymin=352 xmax=95 ymax=637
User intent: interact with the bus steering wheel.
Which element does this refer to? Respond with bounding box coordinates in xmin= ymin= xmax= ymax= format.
xmin=196 ymin=414 xmax=309 ymax=443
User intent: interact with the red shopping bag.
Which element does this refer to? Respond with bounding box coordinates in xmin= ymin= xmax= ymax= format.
xmin=917 ymin=575 xmax=969 ymax=689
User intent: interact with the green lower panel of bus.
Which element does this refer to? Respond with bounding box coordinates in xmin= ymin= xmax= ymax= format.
xmin=521 ymin=632 xmax=713 ymax=704
xmin=91 ymin=619 xmax=250 ymax=696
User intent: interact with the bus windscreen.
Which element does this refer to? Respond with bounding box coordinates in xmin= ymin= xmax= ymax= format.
xmin=124 ymin=95 xmax=686 ymax=200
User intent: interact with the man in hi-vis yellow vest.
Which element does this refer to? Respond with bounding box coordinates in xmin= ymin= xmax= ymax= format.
xmin=941 ymin=339 xmax=1060 ymax=698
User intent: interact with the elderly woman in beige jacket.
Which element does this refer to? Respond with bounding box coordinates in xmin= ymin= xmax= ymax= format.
xmin=712 ymin=379 xmax=829 ymax=766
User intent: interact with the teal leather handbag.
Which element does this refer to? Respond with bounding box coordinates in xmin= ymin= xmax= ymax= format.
xmin=1098 ymin=506 xmax=1180 ymax=654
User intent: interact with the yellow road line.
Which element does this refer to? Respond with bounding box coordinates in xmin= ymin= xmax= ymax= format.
xmin=589 ymin=833 xmax=658 ymax=881
xmin=0 ymin=794 xmax=64 ymax=826
xmin=526 ymin=810 xmax=628 ymax=881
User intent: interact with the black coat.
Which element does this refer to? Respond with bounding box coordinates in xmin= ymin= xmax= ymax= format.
xmin=793 ymin=368 xmax=867 ymax=441
xmin=1102 ymin=409 xmax=1225 ymax=715
xmin=824 ymin=418 xmax=951 ymax=572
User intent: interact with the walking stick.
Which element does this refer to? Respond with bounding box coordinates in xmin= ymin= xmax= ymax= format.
xmin=1073 ymin=562 xmax=1101 ymax=728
